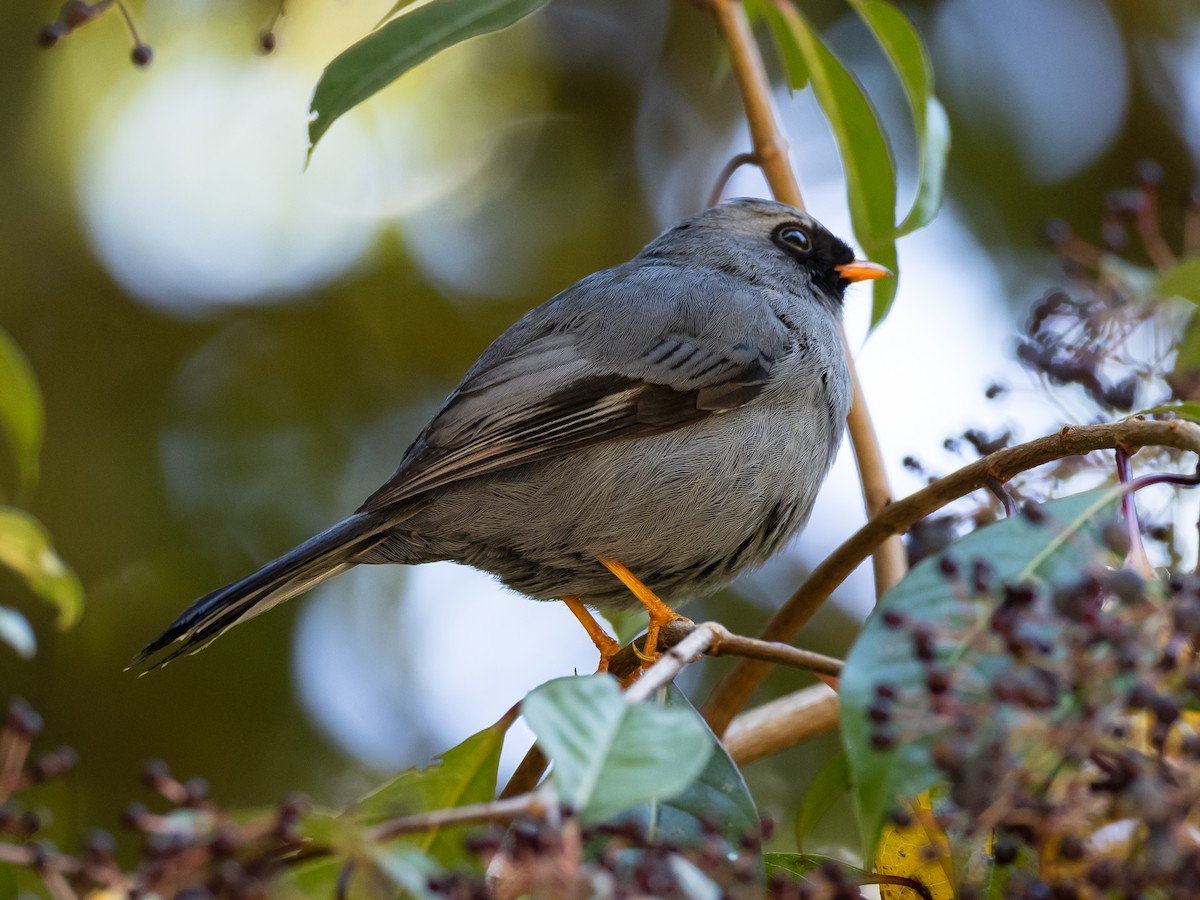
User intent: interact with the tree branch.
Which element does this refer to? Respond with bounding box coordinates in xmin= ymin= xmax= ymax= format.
xmin=367 ymin=786 xmax=554 ymax=843
xmin=708 ymin=0 xmax=802 ymax=209
xmin=703 ymin=417 xmax=1200 ymax=735
xmin=706 ymin=0 xmax=908 ymax=604
xmin=723 ymin=685 xmax=838 ymax=765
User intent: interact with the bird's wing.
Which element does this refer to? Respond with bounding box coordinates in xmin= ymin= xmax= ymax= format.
xmin=358 ymin=262 xmax=793 ymax=511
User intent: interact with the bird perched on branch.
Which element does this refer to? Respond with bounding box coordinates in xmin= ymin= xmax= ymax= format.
xmin=134 ymin=198 xmax=887 ymax=673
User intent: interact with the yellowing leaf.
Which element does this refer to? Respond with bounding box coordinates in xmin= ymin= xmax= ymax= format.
xmin=0 ymin=507 xmax=83 ymax=628
xmin=875 ymin=793 xmax=954 ymax=900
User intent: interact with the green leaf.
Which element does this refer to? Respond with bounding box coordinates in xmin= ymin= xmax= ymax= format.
xmin=356 ymin=717 xmax=506 ymax=866
xmin=640 ymin=685 xmax=759 ymax=847
xmin=523 ymin=675 xmax=713 ymax=823
xmin=850 ymin=0 xmax=949 ymax=236
xmin=308 ymin=0 xmax=550 ymax=155
xmin=375 ymin=0 xmax=427 ymax=28
xmin=0 ymin=507 xmax=83 ymax=628
xmin=841 ymin=489 xmax=1121 ymax=856
xmin=795 ymin=750 xmax=850 ymax=851
xmin=1156 ymin=257 xmax=1200 ymax=303
xmin=758 ymin=3 xmax=809 ymax=92
xmin=1139 ymin=400 xmax=1200 ymax=421
xmin=0 ymin=606 xmax=35 ymax=659
xmin=770 ymin=4 xmax=899 ymax=327
xmin=0 ymin=328 xmax=43 ymax=497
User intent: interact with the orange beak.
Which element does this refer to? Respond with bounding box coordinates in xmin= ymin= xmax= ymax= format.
xmin=835 ymin=260 xmax=892 ymax=283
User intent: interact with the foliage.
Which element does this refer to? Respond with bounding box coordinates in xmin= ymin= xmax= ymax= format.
xmin=0 ymin=326 xmax=81 ymax=658
xmin=20 ymin=1 xmax=1200 ymax=899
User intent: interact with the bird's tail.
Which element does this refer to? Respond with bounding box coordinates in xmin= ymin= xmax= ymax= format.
xmin=131 ymin=512 xmax=385 ymax=671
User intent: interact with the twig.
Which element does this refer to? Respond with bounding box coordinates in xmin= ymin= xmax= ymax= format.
xmin=1116 ymin=448 xmax=1154 ymax=578
xmin=705 ymin=623 xmax=843 ymax=674
xmin=722 ymin=684 xmax=838 ymax=765
xmin=985 ymin=474 xmax=1017 ymax=518
xmin=367 ymin=785 xmax=553 ymax=842
xmin=607 ymin=619 xmax=841 ymax=680
xmin=709 ymin=1 xmax=802 ymax=209
xmin=499 ymin=744 xmax=548 ymax=800
xmin=1135 ymin=179 xmax=1176 ymax=270
xmin=702 ymin=417 xmax=1200 ymax=735
xmin=708 ymin=151 xmax=758 ymax=208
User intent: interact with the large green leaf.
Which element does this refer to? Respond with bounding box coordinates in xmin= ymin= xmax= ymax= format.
xmin=637 ymin=685 xmax=759 ymax=847
xmin=355 ymin=717 xmax=506 ymax=866
xmin=768 ymin=4 xmax=899 ymax=327
xmin=522 ymin=675 xmax=713 ymax=823
xmin=850 ymin=0 xmax=949 ymax=236
xmin=755 ymin=1 xmax=809 ymax=92
xmin=841 ymin=489 xmax=1121 ymax=855
xmin=308 ymin=0 xmax=550 ymax=154
xmin=0 ymin=507 xmax=83 ymax=628
xmin=0 ymin=328 xmax=43 ymax=498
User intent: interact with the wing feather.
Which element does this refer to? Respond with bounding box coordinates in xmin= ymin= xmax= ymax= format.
xmin=359 ymin=265 xmax=792 ymax=512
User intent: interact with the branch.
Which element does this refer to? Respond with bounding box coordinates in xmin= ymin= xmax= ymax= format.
xmin=703 ymin=417 xmax=1200 ymax=735
xmin=723 ymin=684 xmax=838 ymax=765
xmin=607 ymin=619 xmax=842 ymax=681
xmin=623 ymin=624 xmax=719 ymax=702
xmin=707 ymin=0 xmax=908 ymax=602
xmin=367 ymin=786 xmax=553 ymax=843
xmin=708 ymin=1 xmax=802 ymax=209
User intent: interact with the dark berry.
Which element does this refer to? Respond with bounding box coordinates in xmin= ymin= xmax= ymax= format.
xmin=37 ymin=23 xmax=66 ymax=47
xmin=992 ymin=836 xmax=1018 ymax=865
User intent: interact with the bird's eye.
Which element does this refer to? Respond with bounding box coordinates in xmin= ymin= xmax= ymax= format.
xmin=775 ymin=225 xmax=812 ymax=254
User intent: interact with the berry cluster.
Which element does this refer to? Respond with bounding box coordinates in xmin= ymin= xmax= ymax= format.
xmin=868 ymin=545 xmax=1200 ymax=898
xmin=0 ymin=697 xmax=310 ymax=898
xmin=1026 ymin=163 xmax=1200 ymax=418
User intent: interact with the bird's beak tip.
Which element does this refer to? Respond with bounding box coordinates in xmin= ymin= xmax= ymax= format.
xmin=835 ymin=260 xmax=892 ymax=283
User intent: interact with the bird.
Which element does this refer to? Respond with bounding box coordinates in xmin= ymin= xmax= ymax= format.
xmin=133 ymin=198 xmax=888 ymax=672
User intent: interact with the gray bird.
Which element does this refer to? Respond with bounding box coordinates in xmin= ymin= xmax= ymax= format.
xmin=134 ymin=198 xmax=886 ymax=670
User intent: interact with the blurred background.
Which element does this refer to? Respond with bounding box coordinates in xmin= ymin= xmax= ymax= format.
xmin=2 ymin=0 xmax=1199 ymax=864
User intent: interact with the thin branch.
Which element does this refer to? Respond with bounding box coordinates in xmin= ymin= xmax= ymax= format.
xmin=708 ymin=151 xmax=758 ymax=208
xmin=722 ymin=684 xmax=838 ymax=765
xmin=707 ymin=0 xmax=908 ymax=604
xmin=705 ymin=623 xmax=843 ymax=674
xmin=607 ymin=619 xmax=841 ymax=681
xmin=499 ymin=744 xmax=548 ymax=800
xmin=367 ymin=786 xmax=553 ymax=843
xmin=985 ymin=474 xmax=1017 ymax=518
xmin=709 ymin=1 xmax=802 ymax=209
xmin=1116 ymin=448 xmax=1154 ymax=578
xmin=703 ymin=417 xmax=1200 ymax=735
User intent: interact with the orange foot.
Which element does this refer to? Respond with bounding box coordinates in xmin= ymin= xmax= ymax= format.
xmin=562 ymin=595 xmax=621 ymax=674
xmin=597 ymin=557 xmax=692 ymax=663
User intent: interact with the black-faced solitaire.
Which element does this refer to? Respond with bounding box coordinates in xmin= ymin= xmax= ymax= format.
xmin=134 ymin=198 xmax=888 ymax=671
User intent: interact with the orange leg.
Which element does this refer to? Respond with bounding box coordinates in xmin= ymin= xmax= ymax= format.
xmin=562 ymin=595 xmax=622 ymax=673
xmin=597 ymin=557 xmax=691 ymax=662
